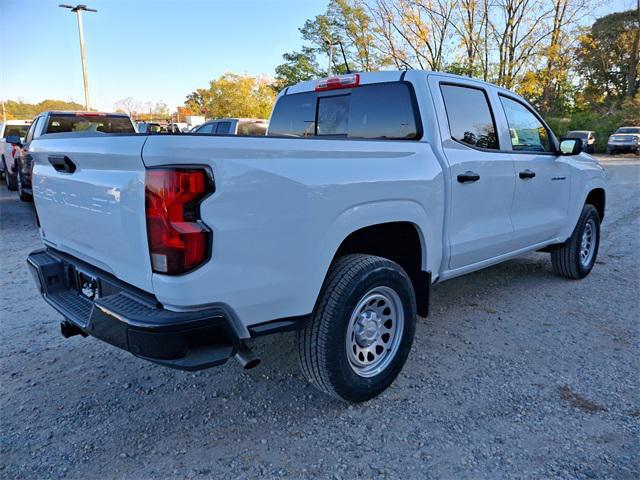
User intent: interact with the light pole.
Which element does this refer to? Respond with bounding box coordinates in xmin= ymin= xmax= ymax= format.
xmin=59 ymin=4 xmax=97 ymax=110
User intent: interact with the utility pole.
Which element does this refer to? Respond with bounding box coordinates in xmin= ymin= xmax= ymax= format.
xmin=325 ymin=38 xmax=334 ymax=76
xmin=59 ymin=4 xmax=97 ymax=110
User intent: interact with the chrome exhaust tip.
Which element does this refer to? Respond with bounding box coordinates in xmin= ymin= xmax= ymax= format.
xmin=234 ymin=343 xmax=261 ymax=370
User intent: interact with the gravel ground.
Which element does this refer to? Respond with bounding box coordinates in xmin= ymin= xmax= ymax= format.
xmin=1 ymin=156 xmax=638 ymax=479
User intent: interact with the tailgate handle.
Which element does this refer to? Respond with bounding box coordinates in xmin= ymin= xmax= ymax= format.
xmin=49 ymin=155 xmax=77 ymax=174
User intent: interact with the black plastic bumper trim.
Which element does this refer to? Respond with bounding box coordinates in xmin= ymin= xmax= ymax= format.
xmin=248 ymin=314 xmax=311 ymax=337
xmin=28 ymin=248 xmax=241 ymax=371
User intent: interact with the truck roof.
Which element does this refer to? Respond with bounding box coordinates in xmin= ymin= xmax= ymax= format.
xmin=210 ymin=118 xmax=268 ymax=122
xmin=284 ymin=70 xmax=520 ymax=98
xmin=1 ymin=119 xmax=32 ymax=125
xmin=39 ymin=110 xmax=131 ymax=117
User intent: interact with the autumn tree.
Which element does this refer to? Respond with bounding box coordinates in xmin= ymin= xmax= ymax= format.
xmin=3 ymin=99 xmax=85 ymax=120
xmin=185 ymin=73 xmax=276 ymax=119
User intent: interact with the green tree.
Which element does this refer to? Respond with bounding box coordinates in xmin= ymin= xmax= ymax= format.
xmin=576 ymin=9 xmax=640 ymax=105
xmin=273 ymin=0 xmax=386 ymax=89
xmin=273 ymin=47 xmax=325 ymax=91
xmin=185 ymin=73 xmax=276 ymax=119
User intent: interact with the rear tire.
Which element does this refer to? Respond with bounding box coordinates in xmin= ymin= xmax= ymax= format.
xmin=298 ymin=254 xmax=416 ymax=402
xmin=550 ymin=204 xmax=600 ymax=279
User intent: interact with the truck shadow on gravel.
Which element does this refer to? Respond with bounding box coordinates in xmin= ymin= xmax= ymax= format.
xmin=248 ymin=251 xmax=562 ymax=396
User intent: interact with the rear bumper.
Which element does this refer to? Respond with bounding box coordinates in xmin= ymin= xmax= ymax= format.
xmin=27 ymin=248 xmax=242 ymax=370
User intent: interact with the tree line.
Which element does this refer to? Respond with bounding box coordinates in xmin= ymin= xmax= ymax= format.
xmin=4 ymin=1 xmax=638 ymax=138
xmin=270 ymin=0 xmax=639 ymax=117
xmin=183 ymin=1 xmax=638 ymax=150
xmin=2 ymin=99 xmax=84 ymax=121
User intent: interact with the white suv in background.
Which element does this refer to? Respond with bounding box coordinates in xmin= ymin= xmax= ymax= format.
xmin=1 ymin=119 xmax=32 ymax=190
xmin=606 ymin=126 xmax=640 ymax=155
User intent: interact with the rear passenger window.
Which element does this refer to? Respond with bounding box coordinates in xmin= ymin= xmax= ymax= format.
xmin=268 ymin=82 xmax=420 ymax=140
xmin=440 ymin=84 xmax=499 ymax=150
xmin=215 ymin=122 xmax=232 ymax=134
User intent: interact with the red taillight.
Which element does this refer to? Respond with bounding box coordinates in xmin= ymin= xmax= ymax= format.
xmin=315 ymin=73 xmax=360 ymax=91
xmin=75 ymin=112 xmax=107 ymax=117
xmin=145 ymin=168 xmax=213 ymax=275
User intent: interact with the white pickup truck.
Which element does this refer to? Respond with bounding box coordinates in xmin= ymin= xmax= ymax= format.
xmin=27 ymin=71 xmax=606 ymax=402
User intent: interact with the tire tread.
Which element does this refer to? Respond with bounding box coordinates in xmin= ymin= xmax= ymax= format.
xmin=298 ymin=254 xmax=408 ymax=401
xmin=551 ymin=204 xmax=599 ymax=279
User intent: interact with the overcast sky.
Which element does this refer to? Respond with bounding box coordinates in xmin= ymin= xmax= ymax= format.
xmin=0 ymin=0 xmax=635 ymax=112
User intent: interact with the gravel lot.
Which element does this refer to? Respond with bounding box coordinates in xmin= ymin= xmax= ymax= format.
xmin=1 ymin=156 xmax=638 ymax=480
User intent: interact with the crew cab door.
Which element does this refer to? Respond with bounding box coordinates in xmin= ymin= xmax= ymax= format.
xmin=497 ymin=95 xmax=571 ymax=247
xmin=431 ymin=79 xmax=516 ymax=269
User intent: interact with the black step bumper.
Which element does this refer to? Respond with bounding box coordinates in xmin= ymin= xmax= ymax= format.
xmin=27 ymin=248 xmax=241 ymax=371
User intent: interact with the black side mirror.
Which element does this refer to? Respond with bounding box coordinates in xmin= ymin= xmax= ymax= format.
xmin=6 ymin=134 xmax=22 ymax=147
xmin=559 ymin=137 xmax=583 ymax=156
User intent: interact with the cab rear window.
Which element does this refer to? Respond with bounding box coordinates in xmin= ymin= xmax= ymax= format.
xmin=45 ymin=114 xmax=135 ymax=134
xmin=3 ymin=125 xmax=30 ymax=138
xmin=268 ymin=82 xmax=421 ymax=140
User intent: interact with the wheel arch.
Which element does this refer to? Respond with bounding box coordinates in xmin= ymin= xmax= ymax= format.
xmin=585 ymin=187 xmax=605 ymax=221
xmin=327 ymin=220 xmax=431 ymax=317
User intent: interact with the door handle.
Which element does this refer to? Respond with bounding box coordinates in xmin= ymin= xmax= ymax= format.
xmin=48 ymin=155 xmax=77 ymax=174
xmin=519 ymin=169 xmax=536 ymax=179
xmin=457 ymin=171 xmax=480 ymax=183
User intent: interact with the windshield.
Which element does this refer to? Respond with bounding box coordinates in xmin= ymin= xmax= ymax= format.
xmin=616 ymin=127 xmax=640 ymax=134
xmin=3 ymin=124 xmax=30 ymax=138
xmin=45 ymin=114 xmax=135 ymax=134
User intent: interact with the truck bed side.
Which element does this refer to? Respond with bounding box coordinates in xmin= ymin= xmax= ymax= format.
xmin=141 ymin=135 xmax=444 ymax=331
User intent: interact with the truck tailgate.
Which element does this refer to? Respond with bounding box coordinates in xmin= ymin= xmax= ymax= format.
xmin=31 ymin=135 xmax=153 ymax=292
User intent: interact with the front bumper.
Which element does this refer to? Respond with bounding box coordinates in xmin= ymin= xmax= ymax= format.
xmin=27 ymin=248 xmax=241 ymax=370
xmin=607 ymin=143 xmax=639 ymax=152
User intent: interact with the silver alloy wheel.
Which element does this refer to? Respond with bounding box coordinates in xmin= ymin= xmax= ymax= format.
xmin=346 ymin=286 xmax=404 ymax=378
xmin=580 ymin=219 xmax=596 ymax=267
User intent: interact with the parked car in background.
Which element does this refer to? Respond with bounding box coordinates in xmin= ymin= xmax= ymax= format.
xmin=167 ymin=122 xmax=189 ymax=133
xmin=26 ymin=71 xmax=606 ymax=402
xmin=192 ymin=118 xmax=268 ymax=136
xmin=606 ymin=126 xmax=640 ymax=155
xmin=1 ymin=120 xmax=32 ymax=190
xmin=137 ymin=122 xmax=168 ymax=134
xmin=9 ymin=111 xmax=136 ymax=201
xmin=566 ymin=130 xmax=596 ymax=153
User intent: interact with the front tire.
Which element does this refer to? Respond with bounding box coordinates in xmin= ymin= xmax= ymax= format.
xmin=550 ymin=204 xmax=600 ymax=279
xmin=298 ymin=254 xmax=416 ymax=402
